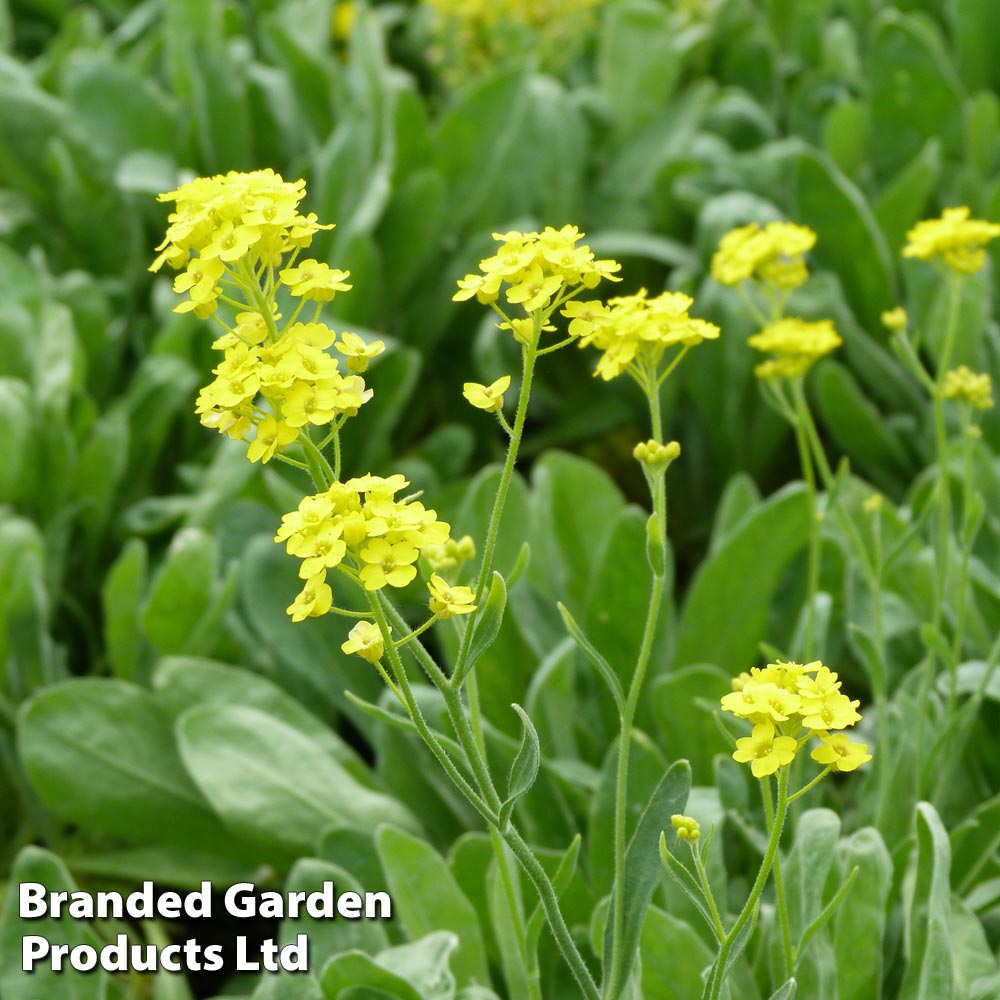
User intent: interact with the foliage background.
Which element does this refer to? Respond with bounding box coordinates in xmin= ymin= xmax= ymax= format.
xmin=0 ymin=0 xmax=999 ymax=998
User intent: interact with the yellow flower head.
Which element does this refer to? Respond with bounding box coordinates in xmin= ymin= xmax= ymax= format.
xmin=748 ymin=317 xmax=841 ymax=380
xmin=732 ymin=721 xmax=799 ymax=778
xmin=881 ymin=307 xmax=907 ymax=331
xmin=810 ymin=733 xmax=872 ymax=773
xmin=863 ymin=492 xmax=884 ymax=514
xmin=903 ymin=207 xmax=1000 ymax=274
xmin=454 ymin=227 xmax=621 ymax=331
xmin=670 ymin=814 xmax=701 ymax=842
xmin=723 ymin=660 xmax=870 ymax=780
xmin=286 ymin=572 xmax=334 ymax=623
xmin=428 ymin=574 xmax=478 ymax=619
xmin=341 ymin=620 xmax=386 ymax=663
xmin=463 ymin=375 xmax=511 ymax=413
xmin=275 ymin=474 xmax=459 ymax=614
xmin=565 ymin=289 xmax=719 ymax=381
xmin=279 ymin=260 xmax=352 ymax=302
xmin=335 ymin=331 xmax=385 ymax=373
xmin=942 ymin=366 xmax=994 ymax=410
xmin=711 ymin=221 xmax=817 ymax=290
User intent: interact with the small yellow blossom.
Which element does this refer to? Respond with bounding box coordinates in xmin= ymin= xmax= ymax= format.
xmin=341 ymin=620 xmax=386 ymax=663
xmin=286 ymin=573 xmax=334 ymax=622
xmin=335 ymin=331 xmax=385 ymax=373
xmin=670 ymin=814 xmax=701 ymax=842
xmin=732 ymin=721 xmax=799 ymax=778
xmin=942 ymin=366 xmax=994 ymax=410
xmin=810 ymin=734 xmax=872 ymax=773
xmin=428 ymin=574 xmax=477 ymax=619
xmin=463 ymin=375 xmax=511 ymax=412
xmin=280 ymin=260 xmax=352 ymax=301
xmin=711 ymin=221 xmax=816 ymax=290
xmin=903 ymin=207 xmax=1000 ymax=274
xmin=881 ymin=307 xmax=907 ymax=331
xmin=748 ymin=317 xmax=842 ymax=380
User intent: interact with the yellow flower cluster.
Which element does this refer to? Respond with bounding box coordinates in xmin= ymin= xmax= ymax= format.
xmin=722 ymin=660 xmax=871 ymax=778
xmin=710 ymin=221 xmax=816 ymax=290
xmin=564 ymin=289 xmax=720 ymax=381
xmin=196 ymin=318 xmax=381 ymax=461
xmin=152 ymin=171 xmax=384 ymax=463
xmin=275 ymin=474 xmax=454 ymax=620
xmin=151 ymin=169 xmax=334 ymax=315
xmin=748 ymin=318 xmax=842 ymax=380
xmin=426 ymin=0 xmax=598 ymax=31
xmin=424 ymin=535 xmax=476 ymax=571
xmin=903 ymin=207 xmax=1000 ymax=275
xmin=881 ymin=307 xmax=907 ymax=331
xmin=942 ymin=366 xmax=994 ymax=410
xmin=633 ymin=439 xmax=681 ymax=472
xmin=453 ymin=227 xmax=621 ymax=334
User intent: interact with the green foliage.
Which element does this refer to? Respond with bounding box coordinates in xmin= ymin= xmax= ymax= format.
xmin=1 ymin=1 xmax=999 ymax=998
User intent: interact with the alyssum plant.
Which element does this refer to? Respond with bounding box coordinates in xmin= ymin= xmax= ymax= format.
xmin=152 ymin=170 xmax=871 ymax=998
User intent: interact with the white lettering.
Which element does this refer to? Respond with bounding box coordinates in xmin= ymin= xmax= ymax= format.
xmin=21 ymin=936 xmax=49 ymax=970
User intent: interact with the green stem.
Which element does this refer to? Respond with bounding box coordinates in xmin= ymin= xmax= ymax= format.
xmin=705 ymin=770 xmax=790 ymax=1000
xmin=792 ymin=379 xmax=820 ymax=659
xmin=693 ymin=848 xmax=726 ymax=942
xmin=605 ymin=384 xmax=668 ymax=1000
xmin=452 ymin=317 xmax=540 ymax=689
xmin=951 ymin=408 xmax=974 ymax=675
xmin=786 ymin=766 xmax=830 ymax=805
xmin=869 ymin=510 xmax=893 ymax=830
xmin=764 ymin=775 xmax=794 ymax=978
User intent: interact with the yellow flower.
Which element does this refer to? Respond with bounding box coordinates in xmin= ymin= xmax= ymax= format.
xmin=863 ymin=492 xmax=884 ymax=514
xmin=810 ymin=733 xmax=872 ymax=772
xmin=359 ymin=538 xmax=420 ymax=590
xmin=566 ymin=289 xmax=719 ymax=381
xmin=670 ymin=814 xmax=701 ymax=842
xmin=341 ymin=620 xmax=386 ymax=663
xmin=942 ymin=366 xmax=994 ymax=410
xmin=246 ymin=415 xmax=298 ymax=464
xmin=428 ymin=574 xmax=477 ymax=619
xmin=881 ymin=307 xmax=907 ymax=331
xmin=454 ymin=227 xmax=620 ymax=333
xmin=748 ymin=317 xmax=841 ymax=380
xmin=335 ymin=331 xmax=385 ymax=373
xmin=799 ymin=689 xmax=862 ymax=731
xmin=732 ymin=721 xmax=798 ymax=778
xmin=279 ymin=259 xmax=352 ymax=301
xmin=721 ymin=682 xmax=802 ymax=724
xmin=463 ymin=375 xmax=511 ymax=412
xmin=286 ymin=572 xmax=333 ymax=622
xmin=711 ymin=221 xmax=816 ymax=290
xmin=903 ymin=207 xmax=1000 ymax=274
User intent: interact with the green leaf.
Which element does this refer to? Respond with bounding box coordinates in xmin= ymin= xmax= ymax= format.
xmin=176 ymin=705 xmax=418 ymax=857
xmin=874 ymin=140 xmax=942 ymax=254
xmin=487 ymin=859 xmax=533 ymax=1000
xmin=598 ymin=0 xmax=679 ymax=134
xmin=279 ymin=858 xmax=388 ymax=964
xmin=954 ymin=0 xmax=1000 ymax=92
xmin=154 ymin=657 xmax=375 ymax=787
xmin=639 ymin=905 xmax=713 ymax=998
xmin=500 ymin=703 xmax=541 ymax=827
xmin=675 ymin=485 xmax=811 ymax=669
xmin=322 ymin=933 xmax=458 ymax=999
xmin=17 ymin=679 xmax=227 ymax=850
xmin=650 ymin=665 xmax=731 ymax=783
xmin=466 ymin=572 xmax=507 ymax=671
xmin=768 ymin=982 xmax=798 ymax=1000
xmin=102 ymin=538 xmax=149 ymax=682
xmin=899 ymin=803 xmax=956 ymax=1000
xmin=868 ymin=11 xmax=965 ymax=182
xmin=0 ymin=378 xmax=31 ymax=504
xmin=375 ymin=825 xmax=490 ymax=988
xmin=0 ymin=847 xmax=107 ymax=1000
xmin=558 ymin=602 xmax=625 ymax=716
xmin=602 ymin=760 xmax=692 ymax=997
xmin=141 ymin=527 xmax=220 ymax=655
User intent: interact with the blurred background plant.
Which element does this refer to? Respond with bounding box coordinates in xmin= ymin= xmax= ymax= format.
xmin=1 ymin=0 xmax=999 ymax=998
